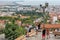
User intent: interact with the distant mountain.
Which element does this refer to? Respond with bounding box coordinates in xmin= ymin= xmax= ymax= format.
xmin=0 ymin=1 xmax=17 ymax=6
xmin=0 ymin=1 xmax=31 ymax=7
xmin=0 ymin=1 xmax=60 ymax=8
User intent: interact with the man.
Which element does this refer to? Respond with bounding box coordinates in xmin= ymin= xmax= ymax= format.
xmin=25 ymin=24 xmax=33 ymax=37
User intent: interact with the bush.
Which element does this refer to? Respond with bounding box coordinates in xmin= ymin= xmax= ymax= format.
xmin=0 ymin=29 xmax=4 ymax=34
xmin=4 ymin=23 xmax=26 ymax=40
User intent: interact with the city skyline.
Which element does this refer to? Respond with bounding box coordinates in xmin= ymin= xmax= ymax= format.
xmin=0 ymin=0 xmax=60 ymax=5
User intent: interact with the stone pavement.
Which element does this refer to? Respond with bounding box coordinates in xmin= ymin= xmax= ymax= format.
xmin=27 ymin=32 xmax=60 ymax=40
xmin=0 ymin=32 xmax=60 ymax=40
xmin=0 ymin=34 xmax=5 ymax=40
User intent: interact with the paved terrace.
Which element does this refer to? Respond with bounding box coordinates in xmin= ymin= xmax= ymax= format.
xmin=0 ymin=32 xmax=60 ymax=40
xmin=27 ymin=32 xmax=60 ymax=40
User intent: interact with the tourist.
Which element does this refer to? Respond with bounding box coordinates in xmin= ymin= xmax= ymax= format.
xmin=25 ymin=24 xmax=33 ymax=37
xmin=42 ymin=24 xmax=46 ymax=40
xmin=25 ymin=24 xmax=30 ymax=37
xmin=35 ymin=23 xmax=38 ymax=35
xmin=46 ymin=28 xmax=50 ymax=39
xmin=38 ymin=23 xmax=41 ymax=32
xmin=35 ymin=25 xmax=38 ymax=35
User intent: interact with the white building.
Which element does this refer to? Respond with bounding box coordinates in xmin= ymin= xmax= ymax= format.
xmin=52 ymin=16 xmax=58 ymax=24
xmin=17 ymin=7 xmax=35 ymax=11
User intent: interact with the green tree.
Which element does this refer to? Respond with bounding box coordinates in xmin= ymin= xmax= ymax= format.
xmin=40 ymin=3 xmax=49 ymax=23
xmin=5 ymin=22 xmax=26 ymax=40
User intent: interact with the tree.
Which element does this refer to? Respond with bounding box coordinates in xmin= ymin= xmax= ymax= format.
xmin=5 ymin=22 xmax=26 ymax=40
xmin=40 ymin=3 xmax=49 ymax=23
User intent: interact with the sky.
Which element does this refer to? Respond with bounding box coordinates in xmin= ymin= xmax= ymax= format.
xmin=0 ymin=0 xmax=60 ymax=5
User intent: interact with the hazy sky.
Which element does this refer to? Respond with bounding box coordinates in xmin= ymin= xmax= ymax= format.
xmin=0 ymin=0 xmax=60 ymax=5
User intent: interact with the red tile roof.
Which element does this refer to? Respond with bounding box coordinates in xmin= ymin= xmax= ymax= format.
xmin=0 ymin=20 xmax=5 ymax=24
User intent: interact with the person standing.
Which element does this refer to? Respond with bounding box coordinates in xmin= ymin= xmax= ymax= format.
xmin=42 ymin=24 xmax=46 ymax=40
xmin=38 ymin=23 xmax=41 ymax=32
xmin=25 ymin=24 xmax=30 ymax=37
xmin=46 ymin=28 xmax=50 ymax=39
xmin=38 ymin=23 xmax=41 ymax=29
xmin=35 ymin=25 xmax=38 ymax=35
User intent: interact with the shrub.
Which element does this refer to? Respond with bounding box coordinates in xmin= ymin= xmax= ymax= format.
xmin=5 ymin=23 xmax=26 ymax=40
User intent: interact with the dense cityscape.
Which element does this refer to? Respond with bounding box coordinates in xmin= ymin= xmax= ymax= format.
xmin=0 ymin=1 xmax=60 ymax=40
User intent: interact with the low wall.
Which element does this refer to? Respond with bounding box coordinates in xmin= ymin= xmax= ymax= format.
xmin=41 ymin=24 xmax=60 ymax=28
xmin=15 ymin=35 xmax=26 ymax=40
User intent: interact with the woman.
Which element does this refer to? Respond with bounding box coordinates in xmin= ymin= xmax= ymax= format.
xmin=42 ymin=24 xmax=46 ymax=40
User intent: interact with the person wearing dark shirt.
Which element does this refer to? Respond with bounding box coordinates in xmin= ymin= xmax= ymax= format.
xmin=38 ymin=23 xmax=41 ymax=32
xmin=42 ymin=29 xmax=46 ymax=38
xmin=38 ymin=24 xmax=40 ymax=29
xmin=42 ymin=24 xmax=46 ymax=40
xmin=42 ymin=29 xmax=46 ymax=34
